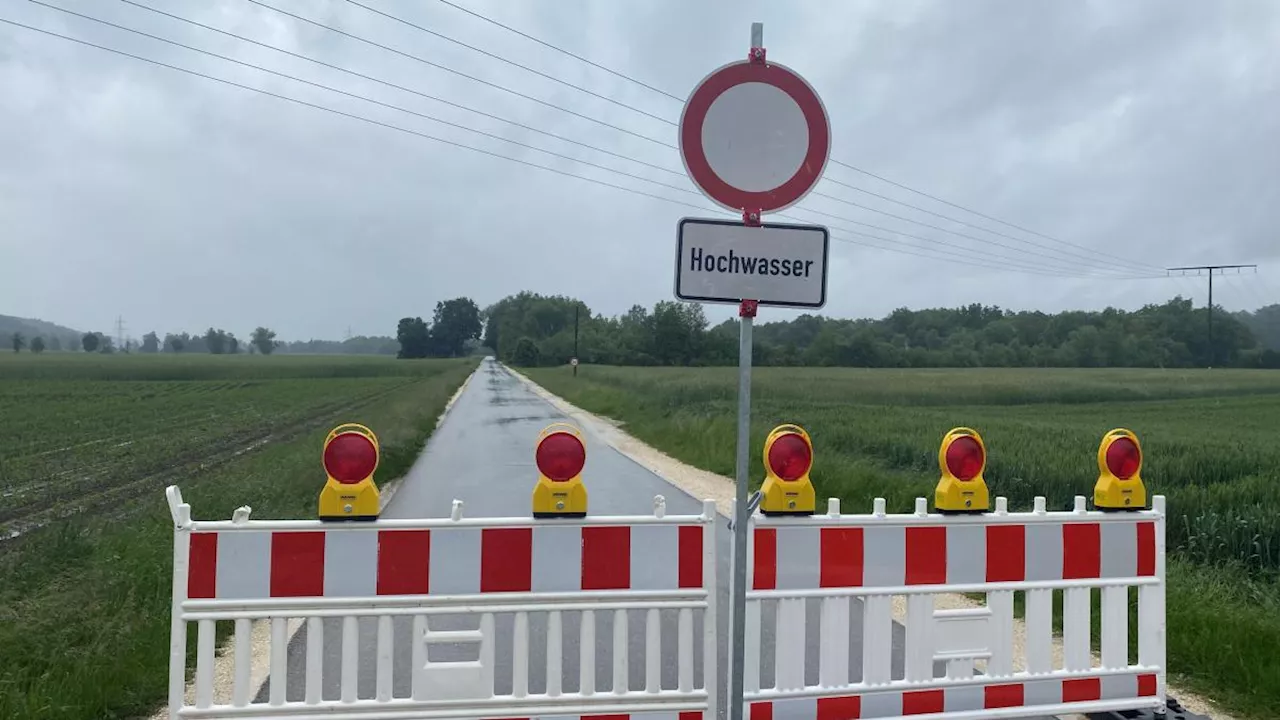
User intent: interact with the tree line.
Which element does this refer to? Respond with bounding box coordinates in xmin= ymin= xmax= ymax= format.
xmin=482 ymin=291 xmax=1280 ymax=369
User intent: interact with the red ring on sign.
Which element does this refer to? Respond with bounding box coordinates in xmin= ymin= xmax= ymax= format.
xmin=680 ymin=60 xmax=830 ymax=214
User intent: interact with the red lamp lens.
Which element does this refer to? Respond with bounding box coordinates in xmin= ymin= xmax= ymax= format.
xmin=1105 ymin=437 xmax=1141 ymax=479
xmin=767 ymin=433 xmax=811 ymax=481
xmin=323 ymin=433 xmax=377 ymax=484
xmin=945 ymin=436 xmax=984 ymax=481
xmin=536 ymin=432 xmax=586 ymax=481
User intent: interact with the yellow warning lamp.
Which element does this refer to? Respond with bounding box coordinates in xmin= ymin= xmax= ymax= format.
xmin=758 ymin=424 xmax=816 ymax=516
xmin=531 ymin=423 xmax=588 ymax=518
xmin=318 ymin=423 xmax=381 ymax=521
xmin=934 ymin=427 xmax=990 ymax=514
xmin=1094 ymin=428 xmax=1147 ymax=511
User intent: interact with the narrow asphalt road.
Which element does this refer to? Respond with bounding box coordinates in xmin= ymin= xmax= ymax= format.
xmin=258 ymin=358 xmax=935 ymax=717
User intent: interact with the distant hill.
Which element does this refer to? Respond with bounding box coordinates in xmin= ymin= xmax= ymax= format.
xmin=0 ymin=314 xmax=84 ymax=351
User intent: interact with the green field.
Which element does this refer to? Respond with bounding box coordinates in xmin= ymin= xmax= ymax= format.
xmin=0 ymin=353 xmax=478 ymax=720
xmin=527 ymin=365 xmax=1280 ymax=719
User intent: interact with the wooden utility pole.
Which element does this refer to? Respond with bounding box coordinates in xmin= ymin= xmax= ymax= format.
xmin=1167 ymin=264 xmax=1258 ymax=366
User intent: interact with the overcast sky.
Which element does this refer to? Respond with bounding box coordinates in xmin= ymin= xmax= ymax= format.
xmin=2 ymin=0 xmax=1277 ymax=341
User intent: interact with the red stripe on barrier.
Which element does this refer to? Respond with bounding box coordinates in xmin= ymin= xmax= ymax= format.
xmin=905 ymin=526 xmax=946 ymax=585
xmin=817 ymin=694 xmax=861 ymax=720
xmin=1062 ymin=523 xmax=1101 ymax=579
xmin=377 ymin=529 xmax=430 ymax=595
xmin=984 ymin=683 xmax=1024 ymax=709
xmin=902 ymin=688 xmax=944 ymax=714
xmin=749 ymin=701 xmax=773 ymax=720
xmin=481 ymin=528 xmax=533 ymax=592
xmin=1136 ymin=521 xmax=1156 ymax=576
xmin=187 ymin=532 xmax=218 ymax=599
xmin=752 ymin=528 xmax=777 ymax=590
xmin=678 ymin=525 xmax=703 ymax=589
xmin=986 ymin=524 xmax=1025 ymax=582
xmin=581 ymin=526 xmax=630 ymax=590
xmin=820 ymin=527 xmax=864 ymax=587
xmin=679 ymin=712 xmax=704 ymax=720
xmin=1138 ymin=673 xmax=1158 ymax=696
xmin=270 ymin=531 xmax=325 ymax=597
xmin=1063 ymin=677 xmax=1102 ymax=702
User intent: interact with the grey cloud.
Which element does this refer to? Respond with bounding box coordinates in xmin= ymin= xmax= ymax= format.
xmin=1 ymin=0 xmax=1276 ymax=340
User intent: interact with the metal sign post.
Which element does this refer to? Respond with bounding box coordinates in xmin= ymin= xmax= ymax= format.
xmin=673 ymin=22 xmax=831 ymax=720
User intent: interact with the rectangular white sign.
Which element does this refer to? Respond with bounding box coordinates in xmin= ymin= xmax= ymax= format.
xmin=674 ymin=217 xmax=829 ymax=308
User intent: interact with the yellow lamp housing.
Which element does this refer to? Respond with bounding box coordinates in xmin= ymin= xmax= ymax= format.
xmin=318 ymin=423 xmax=381 ymax=521
xmin=531 ymin=423 xmax=588 ymax=518
xmin=759 ymin=424 xmax=816 ymax=516
xmin=934 ymin=427 xmax=991 ymax=514
xmin=1093 ymin=428 xmax=1147 ymax=511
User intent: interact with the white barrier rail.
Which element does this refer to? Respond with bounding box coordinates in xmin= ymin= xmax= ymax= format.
xmin=741 ymin=494 xmax=1166 ymax=720
xmin=165 ymin=486 xmax=719 ymax=720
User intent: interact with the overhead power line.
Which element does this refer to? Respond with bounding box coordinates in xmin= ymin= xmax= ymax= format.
xmin=3 ymin=14 xmax=1139 ymax=281
xmin=338 ymin=0 xmax=673 ymax=125
xmin=238 ymin=0 xmax=671 ymax=149
xmin=1166 ymin=264 xmax=1259 ymax=367
xmin=198 ymin=0 xmax=1158 ymax=277
xmin=425 ymin=0 xmax=1165 ymax=275
xmin=81 ymin=0 xmax=1146 ymax=279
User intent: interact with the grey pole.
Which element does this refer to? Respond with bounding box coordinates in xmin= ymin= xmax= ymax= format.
xmin=728 ymin=26 xmax=764 ymax=720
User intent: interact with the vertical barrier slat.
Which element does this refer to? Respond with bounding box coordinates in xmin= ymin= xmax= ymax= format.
xmin=305 ymin=617 xmax=323 ymax=704
xmin=744 ymin=599 xmax=761 ymax=693
xmin=232 ymin=619 xmax=252 ymax=706
xmin=1101 ymin=586 xmax=1128 ymax=668
xmin=703 ymin=501 xmax=718 ymax=720
xmin=580 ymin=610 xmax=595 ymax=696
xmin=480 ymin=613 xmax=496 ymax=695
xmin=904 ymin=594 xmax=934 ymax=682
xmin=411 ymin=616 xmax=426 ymax=701
xmin=775 ymin=598 xmax=806 ymax=690
xmin=1025 ymin=589 xmax=1053 ymax=674
xmin=645 ymin=608 xmax=661 ymax=693
xmin=341 ymin=616 xmax=358 ymax=703
xmin=513 ymin=612 xmax=529 ymax=698
xmin=818 ymin=596 xmax=850 ymax=687
xmin=988 ymin=590 xmax=1015 ymax=677
xmin=862 ymin=594 xmax=893 ymax=685
xmin=1064 ymin=587 xmax=1091 ymax=671
xmin=678 ymin=607 xmax=694 ymax=693
xmin=195 ymin=619 xmax=215 ymax=709
xmin=612 ymin=609 xmax=629 ymax=694
xmin=269 ymin=617 xmax=287 ymax=705
xmin=547 ymin=610 xmax=563 ymax=697
xmin=376 ymin=616 xmax=393 ymax=702
xmin=167 ymin=512 xmax=191 ymax=720
xmin=1140 ymin=497 xmax=1168 ymax=704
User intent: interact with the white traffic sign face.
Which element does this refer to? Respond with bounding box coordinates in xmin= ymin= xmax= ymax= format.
xmin=680 ymin=60 xmax=831 ymax=214
xmin=675 ymin=217 xmax=829 ymax=308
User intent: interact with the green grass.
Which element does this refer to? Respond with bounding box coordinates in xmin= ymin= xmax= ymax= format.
xmin=527 ymin=364 xmax=1280 ymax=719
xmin=0 ymin=354 xmax=478 ymax=720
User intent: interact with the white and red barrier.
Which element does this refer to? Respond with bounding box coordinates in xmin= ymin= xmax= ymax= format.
xmin=741 ymin=494 xmax=1166 ymax=720
xmin=166 ymin=486 xmax=719 ymax=720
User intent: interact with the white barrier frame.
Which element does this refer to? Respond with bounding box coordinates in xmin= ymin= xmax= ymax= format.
xmin=165 ymin=486 xmax=719 ymax=720
xmin=741 ymin=493 xmax=1166 ymax=720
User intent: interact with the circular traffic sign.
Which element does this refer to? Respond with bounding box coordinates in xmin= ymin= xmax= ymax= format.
xmin=679 ymin=60 xmax=831 ymax=214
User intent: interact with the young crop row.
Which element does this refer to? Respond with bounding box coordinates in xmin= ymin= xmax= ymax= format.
xmin=528 ymin=365 xmax=1280 ymax=576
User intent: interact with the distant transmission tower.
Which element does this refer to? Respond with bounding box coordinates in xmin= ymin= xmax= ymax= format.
xmin=115 ymin=315 xmax=125 ymax=349
xmin=1167 ymin=263 xmax=1258 ymax=367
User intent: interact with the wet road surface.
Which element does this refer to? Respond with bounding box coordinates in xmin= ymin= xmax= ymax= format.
xmin=258 ymin=358 xmax=940 ymax=717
